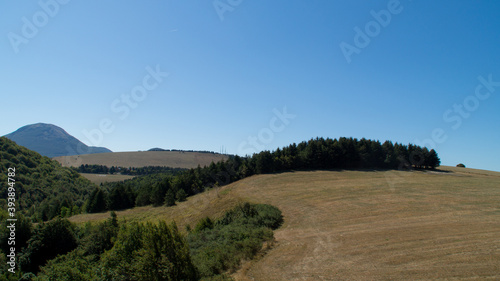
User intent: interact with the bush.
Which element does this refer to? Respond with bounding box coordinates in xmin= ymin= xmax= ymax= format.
xmin=188 ymin=203 xmax=282 ymax=279
xmin=456 ymin=163 xmax=466 ymax=168
xmin=99 ymin=221 xmax=198 ymax=281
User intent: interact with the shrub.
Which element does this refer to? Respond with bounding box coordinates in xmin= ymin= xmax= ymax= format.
xmin=188 ymin=203 xmax=282 ymax=279
xmin=456 ymin=163 xmax=466 ymax=168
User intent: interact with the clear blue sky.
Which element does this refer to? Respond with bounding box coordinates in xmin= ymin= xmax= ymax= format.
xmin=1 ymin=1 xmax=499 ymax=172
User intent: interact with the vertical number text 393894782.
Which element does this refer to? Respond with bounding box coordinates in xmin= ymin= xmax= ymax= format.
xmin=6 ymin=167 xmax=17 ymax=274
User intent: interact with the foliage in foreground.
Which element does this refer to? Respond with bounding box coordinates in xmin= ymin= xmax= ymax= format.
xmin=0 ymin=203 xmax=282 ymax=280
xmin=187 ymin=203 xmax=283 ymax=279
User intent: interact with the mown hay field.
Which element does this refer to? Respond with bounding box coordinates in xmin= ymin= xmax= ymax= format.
xmin=70 ymin=166 xmax=500 ymax=280
xmin=54 ymin=150 xmax=228 ymax=169
xmin=80 ymin=173 xmax=136 ymax=185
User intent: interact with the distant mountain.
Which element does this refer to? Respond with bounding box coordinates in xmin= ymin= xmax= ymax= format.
xmin=3 ymin=123 xmax=111 ymax=158
xmin=148 ymin=147 xmax=168 ymax=151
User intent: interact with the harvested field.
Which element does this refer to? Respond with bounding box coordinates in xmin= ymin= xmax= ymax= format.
xmin=54 ymin=150 xmax=228 ymax=169
xmin=80 ymin=173 xmax=135 ymax=185
xmin=69 ymin=166 xmax=500 ymax=280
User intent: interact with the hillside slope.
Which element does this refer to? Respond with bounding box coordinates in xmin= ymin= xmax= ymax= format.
xmin=0 ymin=137 xmax=95 ymax=221
xmin=70 ymin=167 xmax=500 ymax=280
xmin=4 ymin=123 xmax=111 ymax=157
xmin=54 ymin=150 xmax=229 ymax=169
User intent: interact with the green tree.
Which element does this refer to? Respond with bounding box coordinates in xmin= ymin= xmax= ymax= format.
xmin=255 ymin=151 xmax=273 ymax=174
xmin=19 ymin=218 xmax=77 ymax=273
xmin=164 ymin=189 xmax=176 ymax=207
xmin=427 ymin=149 xmax=441 ymax=169
xmin=108 ymin=183 xmax=134 ymax=210
xmin=85 ymin=188 xmax=107 ymax=213
xmin=133 ymin=221 xmax=198 ymax=280
xmin=0 ymin=213 xmax=32 ymax=262
xmin=176 ymin=188 xmax=187 ymax=202
xmin=36 ymin=250 xmax=96 ymax=281
xmin=99 ymin=221 xmax=198 ymax=280
xmin=81 ymin=212 xmax=119 ymax=258
xmin=151 ymin=180 xmax=169 ymax=207
xmin=194 ymin=217 xmax=213 ymax=233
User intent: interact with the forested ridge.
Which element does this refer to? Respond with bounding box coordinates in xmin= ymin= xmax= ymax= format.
xmin=88 ymin=137 xmax=440 ymax=213
xmin=0 ymin=136 xmax=440 ymax=217
xmin=0 ymin=137 xmax=94 ymax=221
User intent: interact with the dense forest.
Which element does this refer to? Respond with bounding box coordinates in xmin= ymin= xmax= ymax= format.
xmin=0 ymin=137 xmax=94 ymax=222
xmin=0 ymin=203 xmax=282 ymax=280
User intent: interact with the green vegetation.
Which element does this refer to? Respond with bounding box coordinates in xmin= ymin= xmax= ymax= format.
xmin=188 ymin=203 xmax=283 ymax=279
xmin=0 ymin=137 xmax=95 ymax=222
xmin=0 ymin=203 xmax=282 ymax=280
xmin=19 ymin=218 xmax=78 ymax=274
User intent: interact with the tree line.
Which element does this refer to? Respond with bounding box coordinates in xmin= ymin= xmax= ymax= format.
xmin=85 ymin=137 xmax=440 ymax=214
xmin=0 ymin=136 xmax=440 ymax=220
xmin=148 ymin=148 xmax=225 ymax=154
xmin=73 ymin=164 xmax=186 ymax=176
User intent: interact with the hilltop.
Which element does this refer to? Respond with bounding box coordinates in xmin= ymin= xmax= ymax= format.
xmin=3 ymin=123 xmax=111 ymax=158
xmin=70 ymin=167 xmax=500 ymax=280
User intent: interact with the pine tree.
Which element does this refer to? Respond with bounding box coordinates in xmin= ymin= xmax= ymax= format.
xmin=165 ymin=189 xmax=176 ymax=207
xmin=85 ymin=188 xmax=107 ymax=213
xmin=427 ymin=149 xmax=440 ymax=169
xmin=176 ymin=189 xmax=187 ymax=202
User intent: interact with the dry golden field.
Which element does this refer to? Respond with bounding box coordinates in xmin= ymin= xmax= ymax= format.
xmin=69 ymin=166 xmax=500 ymax=280
xmin=80 ymin=173 xmax=136 ymax=185
xmin=54 ymin=151 xmax=228 ymax=169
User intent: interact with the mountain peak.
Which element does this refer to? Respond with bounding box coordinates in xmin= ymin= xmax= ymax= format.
xmin=4 ymin=123 xmax=111 ymax=158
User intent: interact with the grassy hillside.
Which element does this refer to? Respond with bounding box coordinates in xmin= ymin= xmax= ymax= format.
xmin=70 ymin=166 xmax=500 ymax=280
xmin=54 ymin=151 xmax=229 ymax=169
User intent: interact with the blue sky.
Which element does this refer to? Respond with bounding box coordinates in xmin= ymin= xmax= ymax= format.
xmin=1 ymin=0 xmax=499 ymax=172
